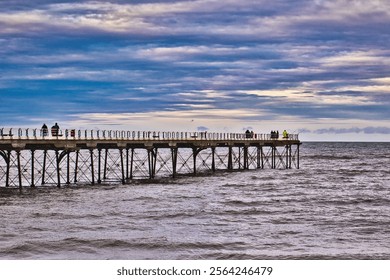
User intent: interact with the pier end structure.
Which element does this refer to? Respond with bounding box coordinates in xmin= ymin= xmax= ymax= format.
xmin=0 ymin=128 xmax=301 ymax=188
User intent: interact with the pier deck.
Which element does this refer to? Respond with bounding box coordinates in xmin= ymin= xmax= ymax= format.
xmin=0 ymin=128 xmax=301 ymax=188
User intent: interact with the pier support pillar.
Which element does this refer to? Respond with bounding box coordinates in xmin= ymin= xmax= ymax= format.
xmin=192 ymin=148 xmax=197 ymax=175
xmin=243 ymin=146 xmax=248 ymax=169
xmin=238 ymin=147 xmax=242 ymax=169
xmin=0 ymin=151 xmax=11 ymax=187
xmin=97 ymin=149 xmax=102 ymax=184
xmin=130 ymin=148 xmax=134 ymax=180
xmin=90 ymin=149 xmax=95 ymax=185
xmin=260 ymin=146 xmax=264 ymax=169
xmin=55 ymin=150 xmax=61 ymax=188
xmin=66 ymin=152 xmax=70 ymax=184
xmin=147 ymin=148 xmax=157 ymax=179
xmin=42 ymin=150 xmax=47 ymax=185
xmin=285 ymin=145 xmax=289 ymax=169
xmin=126 ymin=148 xmax=129 ymax=180
xmin=228 ymin=146 xmax=233 ymax=170
xmin=297 ymin=144 xmax=300 ymax=169
xmin=103 ymin=149 xmax=108 ymax=180
xmin=74 ymin=150 xmax=79 ymax=183
xmin=211 ymin=147 xmax=216 ymax=172
xmin=192 ymin=147 xmax=204 ymax=175
xmin=16 ymin=150 xmax=22 ymax=189
xmin=171 ymin=147 xmax=178 ymax=178
xmin=31 ymin=150 xmax=35 ymax=187
xmin=272 ymin=146 xmax=276 ymax=169
xmin=120 ymin=148 xmax=125 ymax=184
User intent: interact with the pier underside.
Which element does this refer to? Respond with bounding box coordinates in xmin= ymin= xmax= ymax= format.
xmin=0 ymin=144 xmax=300 ymax=188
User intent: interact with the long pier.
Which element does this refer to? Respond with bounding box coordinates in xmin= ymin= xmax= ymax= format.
xmin=0 ymin=128 xmax=301 ymax=188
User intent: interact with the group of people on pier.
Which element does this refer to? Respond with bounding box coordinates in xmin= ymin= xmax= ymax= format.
xmin=271 ymin=130 xmax=289 ymax=139
xmin=41 ymin=123 xmax=60 ymax=137
xmin=245 ymin=130 xmax=255 ymax=138
xmin=245 ymin=129 xmax=289 ymax=139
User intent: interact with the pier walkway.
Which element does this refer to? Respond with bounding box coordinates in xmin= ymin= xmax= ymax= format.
xmin=0 ymin=128 xmax=301 ymax=188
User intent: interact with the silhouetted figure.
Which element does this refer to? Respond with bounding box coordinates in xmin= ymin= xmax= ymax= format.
xmin=51 ymin=123 xmax=59 ymax=137
xmin=41 ymin=123 xmax=48 ymax=137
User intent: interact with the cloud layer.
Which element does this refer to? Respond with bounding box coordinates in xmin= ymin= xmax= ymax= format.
xmin=1 ymin=0 xmax=389 ymax=141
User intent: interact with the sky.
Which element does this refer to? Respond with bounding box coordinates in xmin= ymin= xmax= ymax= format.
xmin=1 ymin=0 xmax=390 ymax=141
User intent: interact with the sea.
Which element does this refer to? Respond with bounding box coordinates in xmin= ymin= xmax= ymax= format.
xmin=0 ymin=142 xmax=389 ymax=260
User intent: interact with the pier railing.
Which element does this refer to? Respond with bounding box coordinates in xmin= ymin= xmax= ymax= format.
xmin=0 ymin=127 xmax=299 ymax=141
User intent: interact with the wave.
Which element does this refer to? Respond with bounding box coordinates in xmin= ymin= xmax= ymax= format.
xmin=321 ymin=197 xmax=390 ymax=206
xmin=0 ymin=238 xmax=252 ymax=260
xmin=303 ymin=155 xmax=356 ymax=160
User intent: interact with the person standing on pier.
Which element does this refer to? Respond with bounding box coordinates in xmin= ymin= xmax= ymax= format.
xmin=51 ymin=123 xmax=60 ymax=137
xmin=41 ymin=123 xmax=48 ymax=137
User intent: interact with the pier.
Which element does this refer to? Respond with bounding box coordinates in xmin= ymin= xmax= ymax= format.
xmin=0 ymin=128 xmax=301 ymax=188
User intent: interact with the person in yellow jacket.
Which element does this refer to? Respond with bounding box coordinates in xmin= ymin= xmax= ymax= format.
xmin=283 ymin=130 xmax=288 ymax=138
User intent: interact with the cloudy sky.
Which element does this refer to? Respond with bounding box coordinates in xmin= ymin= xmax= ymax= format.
xmin=1 ymin=0 xmax=389 ymax=141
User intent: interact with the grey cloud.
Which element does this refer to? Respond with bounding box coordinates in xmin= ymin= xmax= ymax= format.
xmin=311 ymin=127 xmax=390 ymax=134
xmin=298 ymin=128 xmax=311 ymax=134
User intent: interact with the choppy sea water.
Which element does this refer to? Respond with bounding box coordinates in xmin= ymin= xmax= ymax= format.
xmin=1 ymin=142 xmax=389 ymax=260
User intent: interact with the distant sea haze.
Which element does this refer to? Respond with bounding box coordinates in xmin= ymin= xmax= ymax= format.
xmin=1 ymin=142 xmax=389 ymax=259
